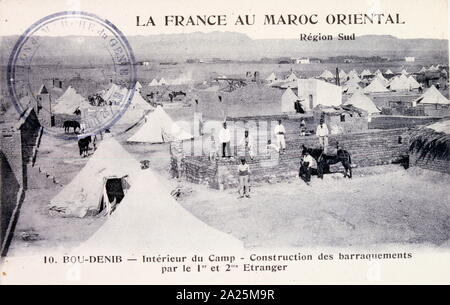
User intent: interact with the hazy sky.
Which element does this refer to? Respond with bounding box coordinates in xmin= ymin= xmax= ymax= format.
xmin=0 ymin=0 xmax=448 ymax=40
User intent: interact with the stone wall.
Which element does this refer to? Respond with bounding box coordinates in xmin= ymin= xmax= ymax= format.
xmin=0 ymin=124 xmax=23 ymax=249
xmin=409 ymin=152 xmax=450 ymax=174
xmin=172 ymin=128 xmax=412 ymax=190
xmin=369 ymin=115 xmax=444 ymax=130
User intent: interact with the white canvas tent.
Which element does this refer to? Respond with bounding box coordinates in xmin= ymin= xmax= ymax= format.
xmin=78 ymin=168 xmax=243 ymax=253
xmin=363 ymin=78 xmax=389 ymax=93
xmin=385 ymin=69 xmax=394 ymax=75
xmin=281 ymin=87 xmax=300 ymax=112
xmin=159 ymin=78 xmax=168 ymax=85
xmin=319 ymin=70 xmax=334 ymax=79
xmin=401 ymin=69 xmax=409 ymax=76
xmin=266 ymin=72 xmax=278 ymax=83
xmin=348 ymin=70 xmax=359 ymax=79
xmin=135 ymin=81 xmax=142 ymax=91
xmin=148 ymin=79 xmax=159 ymax=86
xmin=338 ymin=70 xmax=347 ymax=79
xmin=116 ymin=89 xmax=154 ymax=126
xmin=286 ymin=72 xmax=298 ymax=82
xmin=49 ymin=136 xmax=141 ymax=218
xmin=344 ymin=91 xmax=380 ymax=114
xmin=127 ymin=106 xmax=193 ymax=143
xmin=343 ymin=79 xmax=363 ymax=95
xmin=53 ymin=86 xmax=90 ymax=114
xmin=412 ymin=85 xmax=450 ymax=106
xmin=360 ymin=69 xmax=372 ymax=77
xmin=429 ymin=65 xmax=439 ymax=72
xmin=406 ymin=76 xmax=421 ymax=90
xmin=374 ymin=73 xmax=389 ymax=86
xmin=419 ymin=67 xmax=428 ymax=73
xmin=389 ymin=74 xmax=414 ymax=91
xmin=102 ymin=84 xmax=129 ymax=105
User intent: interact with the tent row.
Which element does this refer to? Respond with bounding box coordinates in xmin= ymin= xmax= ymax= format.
xmin=148 ymin=76 xmax=193 ymax=87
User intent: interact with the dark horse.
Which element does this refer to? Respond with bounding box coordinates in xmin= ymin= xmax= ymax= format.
xmin=63 ymin=120 xmax=81 ymax=133
xmin=168 ymin=90 xmax=187 ymax=102
xmin=301 ymin=144 xmax=352 ymax=179
xmin=78 ymin=136 xmax=91 ymax=157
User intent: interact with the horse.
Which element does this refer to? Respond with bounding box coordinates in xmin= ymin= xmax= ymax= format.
xmin=301 ymin=144 xmax=352 ymax=179
xmin=63 ymin=120 xmax=81 ymax=133
xmin=78 ymin=136 xmax=91 ymax=157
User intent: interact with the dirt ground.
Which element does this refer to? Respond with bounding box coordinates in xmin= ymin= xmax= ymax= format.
xmin=6 ymin=112 xmax=450 ymax=257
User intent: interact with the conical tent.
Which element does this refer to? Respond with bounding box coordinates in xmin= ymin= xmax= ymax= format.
xmin=78 ymin=168 xmax=243 ymax=253
xmin=127 ymin=106 xmax=192 ymax=143
xmin=343 ymin=79 xmax=363 ymax=94
xmin=281 ymin=87 xmax=300 ymax=112
xmin=102 ymin=84 xmax=129 ymax=105
xmin=148 ymin=79 xmax=160 ymax=86
xmin=159 ymin=78 xmax=168 ymax=85
xmin=385 ymin=69 xmax=394 ymax=74
xmin=348 ymin=73 xmax=361 ymax=82
xmin=413 ymin=85 xmax=450 ymax=106
xmin=338 ymin=70 xmax=347 ymax=79
xmin=419 ymin=67 xmax=428 ymax=73
xmin=344 ymin=91 xmax=380 ymax=114
xmin=116 ymin=89 xmax=154 ymax=126
xmin=363 ymin=78 xmax=389 ymax=93
xmin=401 ymin=69 xmax=409 ymax=76
xmin=266 ymin=72 xmax=277 ymax=82
xmin=319 ymin=70 xmax=334 ymax=79
xmin=360 ymin=69 xmax=372 ymax=77
xmin=429 ymin=65 xmax=439 ymax=72
xmin=286 ymin=72 xmax=297 ymax=82
xmin=53 ymin=86 xmax=90 ymax=114
xmin=406 ymin=76 xmax=421 ymax=89
xmin=374 ymin=73 xmax=389 ymax=86
xmin=389 ymin=74 xmax=412 ymax=91
xmin=374 ymin=69 xmax=382 ymax=74
xmin=49 ymin=136 xmax=141 ymax=218
xmin=135 ymin=81 xmax=142 ymax=90
xmin=348 ymin=70 xmax=359 ymax=79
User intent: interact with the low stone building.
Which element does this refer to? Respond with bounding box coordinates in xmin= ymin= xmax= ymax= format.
xmin=0 ymin=108 xmax=41 ymax=253
xmin=313 ymin=105 xmax=368 ymax=134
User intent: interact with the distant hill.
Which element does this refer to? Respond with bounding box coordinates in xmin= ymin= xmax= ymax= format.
xmin=0 ymin=32 xmax=448 ymax=64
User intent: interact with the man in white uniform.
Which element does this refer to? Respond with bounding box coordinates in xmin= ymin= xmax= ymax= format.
xmin=316 ymin=119 xmax=329 ymax=153
xmin=219 ymin=122 xmax=231 ymax=158
xmin=274 ymin=120 xmax=286 ymax=152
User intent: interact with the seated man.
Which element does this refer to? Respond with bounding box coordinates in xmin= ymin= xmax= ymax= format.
xmin=299 ymin=151 xmax=317 ymax=185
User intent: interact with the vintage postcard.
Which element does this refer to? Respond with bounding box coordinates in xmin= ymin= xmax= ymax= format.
xmin=0 ymin=0 xmax=449 ymax=286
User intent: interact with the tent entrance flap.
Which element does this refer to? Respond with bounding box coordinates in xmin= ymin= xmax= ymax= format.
xmin=98 ymin=176 xmax=130 ymax=215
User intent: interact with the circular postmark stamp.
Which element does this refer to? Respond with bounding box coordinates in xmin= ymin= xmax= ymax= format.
xmin=7 ymin=11 xmax=136 ymax=139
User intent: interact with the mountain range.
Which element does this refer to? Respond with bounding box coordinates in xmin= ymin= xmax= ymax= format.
xmin=0 ymin=32 xmax=448 ymax=64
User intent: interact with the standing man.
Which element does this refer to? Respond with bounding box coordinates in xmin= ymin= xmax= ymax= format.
xmin=240 ymin=130 xmax=255 ymax=160
xmin=274 ymin=120 xmax=286 ymax=152
xmin=316 ymin=119 xmax=329 ymax=153
xmin=219 ymin=122 xmax=231 ymax=158
xmin=300 ymin=118 xmax=307 ymax=136
xmin=238 ymin=157 xmax=251 ymax=198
